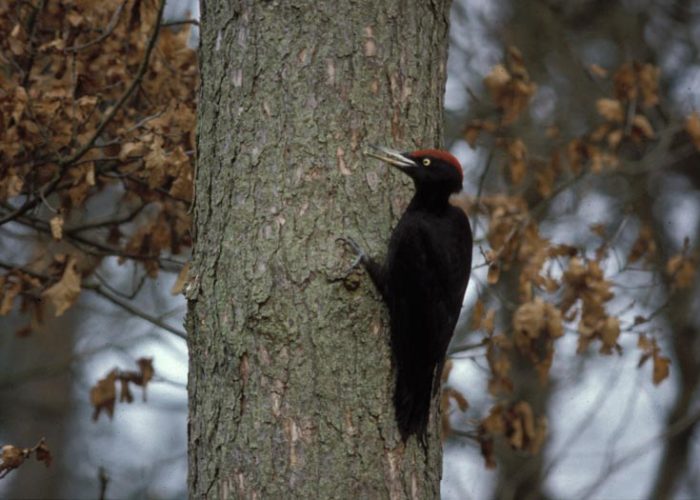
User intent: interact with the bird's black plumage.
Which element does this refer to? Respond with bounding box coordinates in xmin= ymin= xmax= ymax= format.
xmin=358 ymin=146 xmax=473 ymax=443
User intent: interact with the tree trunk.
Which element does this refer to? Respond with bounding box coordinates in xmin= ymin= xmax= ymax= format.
xmin=645 ymin=187 xmax=700 ymax=500
xmin=188 ymin=1 xmax=452 ymax=497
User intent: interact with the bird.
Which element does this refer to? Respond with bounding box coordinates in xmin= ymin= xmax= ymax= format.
xmin=343 ymin=145 xmax=473 ymax=444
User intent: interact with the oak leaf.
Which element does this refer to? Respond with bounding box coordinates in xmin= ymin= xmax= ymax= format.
xmin=90 ymin=370 xmax=118 ymax=421
xmin=507 ymin=139 xmax=527 ymax=184
xmin=666 ymin=254 xmax=696 ymax=289
xmin=42 ymin=257 xmax=81 ymax=316
xmin=50 ymin=215 xmax=64 ymax=240
xmin=685 ymin=112 xmax=700 ymax=150
xmin=596 ymin=98 xmax=624 ymax=122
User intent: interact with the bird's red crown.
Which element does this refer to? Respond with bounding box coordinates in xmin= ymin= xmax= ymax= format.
xmin=408 ymin=149 xmax=463 ymax=178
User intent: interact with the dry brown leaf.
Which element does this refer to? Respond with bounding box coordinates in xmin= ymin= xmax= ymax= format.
xmin=545 ymin=304 xmax=564 ymax=339
xmin=599 ymin=316 xmax=621 ymax=355
xmin=0 ymin=278 xmax=21 ymax=316
xmin=0 ymin=438 xmax=51 ymax=479
xmin=685 ymin=113 xmax=700 ymax=150
xmin=613 ymin=63 xmax=636 ymax=102
xmin=508 ymin=139 xmax=527 ymax=184
xmin=50 ymin=215 xmax=64 ymax=240
xmin=596 ymin=98 xmax=624 ymax=122
xmin=535 ymin=162 xmax=555 ymax=198
xmin=34 ymin=440 xmax=52 ymax=468
xmin=628 ymin=225 xmax=656 ymax=264
xmin=666 ymin=254 xmax=696 ymax=289
xmin=637 ymin=334 xmax=671 ymax=385
xmin=589 ymin=64 xmax=608 ymax=78
xmin=144 ymin=137 xmax=168 ymax=188
xmin=607 ymin=129 xmax=623 ymax=149
xmin=42 ymin=257 xmax=81 ymax=316
xmin=441 ymin=359 xmax=453 ymax=383
xmin=613 ymin=62 xmax=660 ymax=107
xmin=483 ymin=59 xmax=536 ymax=125
xmin=171 ymin=262 xmax=190 ymax=295
xmin=484 ymin=64 xmax=510 ymax=99
xmin=653 ymin=354 xmax=671 ymax=385
xmin=589 ymin=223 xmax=606 ymax=237
xmin=463 ymin=119 xmax=497 ymax=148
xmin=90 ymin=370 xmax=118 ymax=421
xmin=486 ymin=335 xmax=513 ymax=395
xmin=136 ymin=357 xmax=155 ymax=392
xmin=513 ymin=298 xmax=546 ymax=340
xmin=0 ymin=445 xmax=25 ymax=477
xmin=638 ymin=63 xmax=660 ymax=108
xmin=4 ymin=173 xmax=24 ymax=199
xmin=487 ymin=262 xmax=500 ymax=285
xmin=119 ymin=142 xmax=148 ymax=162
xmin=472 ymin=299 xmax=485 ymax=330
xmin=632 ymin=114 xmax=655 ymax=140
xmin=482 ymin=309 xmax=496 ymax=335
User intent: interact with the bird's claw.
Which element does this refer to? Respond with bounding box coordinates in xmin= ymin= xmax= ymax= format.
xmin=336 ymin=236 xmax=367 ymax=277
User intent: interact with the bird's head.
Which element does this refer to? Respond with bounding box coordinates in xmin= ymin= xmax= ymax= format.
xmin=366 ymin=145 xmax=463 ymax=195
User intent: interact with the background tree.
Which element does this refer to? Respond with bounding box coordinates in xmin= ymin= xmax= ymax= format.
xmin=443 ymin=2 xmax=700 ymax=499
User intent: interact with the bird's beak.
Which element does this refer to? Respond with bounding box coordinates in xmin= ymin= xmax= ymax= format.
xmin=365 ymin=145 xmax=416 ymax=169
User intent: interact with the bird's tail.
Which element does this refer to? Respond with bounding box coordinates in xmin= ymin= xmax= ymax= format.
xmin=393 ymin=366 xmax=435 ymax=443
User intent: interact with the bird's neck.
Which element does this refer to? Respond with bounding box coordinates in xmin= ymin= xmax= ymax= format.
xmin=409 ymin=186 xmax=456 ymax=213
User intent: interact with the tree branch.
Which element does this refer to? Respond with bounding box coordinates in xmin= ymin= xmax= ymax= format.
xmin=0 ymin=260 xmax=186 ymax=340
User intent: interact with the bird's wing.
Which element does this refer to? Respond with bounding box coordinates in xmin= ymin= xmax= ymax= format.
xmin=385 ymin=219 xmax=453 ymax=367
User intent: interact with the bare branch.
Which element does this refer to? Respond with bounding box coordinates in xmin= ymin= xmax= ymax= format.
xmin=0 ymin=260 xmax=186 ymax=340
xmin=0 ymin=0 xmax=168 ymax=229
xmin=66 ymin=0 xmax=127 ymax=52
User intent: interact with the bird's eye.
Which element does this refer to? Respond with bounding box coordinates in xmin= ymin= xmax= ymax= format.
xmin=422 ymin=158 xmax=431 ymax=167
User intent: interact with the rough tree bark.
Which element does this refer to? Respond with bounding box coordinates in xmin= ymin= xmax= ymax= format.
xmin=188 ymin=1 xmax=452 ymax=498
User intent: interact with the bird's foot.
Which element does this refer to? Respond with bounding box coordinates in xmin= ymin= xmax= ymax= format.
xmin=336 ymin=236 xmax=367 ymax=277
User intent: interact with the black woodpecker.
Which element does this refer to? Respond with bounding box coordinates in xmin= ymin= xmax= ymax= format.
xmin=347 ymin=145 xmax=473 ymax=443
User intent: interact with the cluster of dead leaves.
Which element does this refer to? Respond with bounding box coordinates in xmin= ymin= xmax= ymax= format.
xmin=560 ymin=258 xmax=619 ymax=354
xmin=513 ymin=297 xmax=564 ymax=381
xmin=0 ymin=438 xmax=51 ymax=479
xmin=440 ymin=360 xmax=470 ymax=439
xmin=90 ymin=358 xmax=155 ymax=421
xmin=478 ymin=402 xmax=547 ymax=469
xmin=0 ymin=0 xmax=197 ymax=326
xmin=457 ymin=51 xmax=687 ymax=469
xmin=483 ymin=46 xmax=537 ymax=125
xmin=591 ymin=64 xmax=658 ymax=145
xmin=665 ymin=251 xmax=697 ymax=290
xmin=637 ymin=335 xmax=671 ymax=385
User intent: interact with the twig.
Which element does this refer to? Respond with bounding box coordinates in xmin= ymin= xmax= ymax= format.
xmin=162 ymin=19 xmax=200 ymax=28
xmin=0 ymin=260 xmax=186 ymax=340
xmin=67 ymin=1 xmax=127 ymax=52
xmin=474 ymin=142 xmax=495 ymax=213
xmin=0 ymin=174 xmax=62 ymax=226
xmin=1 ymin=208 xmax=185 ymax=268
xmin=20 ymin=0 xmax=48 ymax=87
xmin=57 ymin=0 xmax=167 ymax=168
xmin=0 ymin=0 xmax=170 ymax=229
xmin=85 ymin=285 xmax=186 ymax=340
xmin=447 ymin=339 xmax=488 ymax=356
xmin=577 ymin=408 xmax=700 ymax=500
xmin=98 ymin=467 xmax=109 ymax=500
xmin=540 ymin=365 xmax=623 ymax=480
xmin=66 ymin=204 xmax=148 ymax=233
xmin=0 ymin=344 xmax=112 ymax=390
xmin=93 ymin=268 xmax=147 ymax=301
